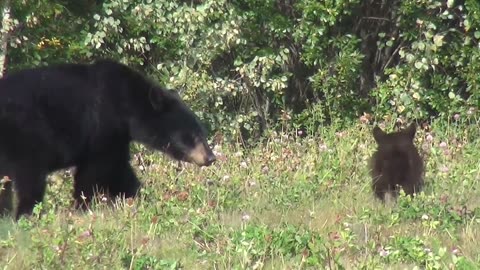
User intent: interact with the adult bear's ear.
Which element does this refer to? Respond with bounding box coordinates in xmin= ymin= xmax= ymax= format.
xmin=148 ymin=88 xmax=161 ymax=110
xmin=373 ymin=126 xmax=386 ymax=143
xmin=148 ymin=87 xmax=167 ymax=111
xmin=404 ymin=122 xmax=417 ymax=140
xmin=148 ymin=87 xmax=179 ymax=111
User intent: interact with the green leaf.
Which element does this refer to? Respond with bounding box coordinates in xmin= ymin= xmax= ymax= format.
xmin=406 ymin=54 xmax=415 ymax=62
xmin=417 ymin=42 xmax=425 ymax=51
xmin=433 ymin=34 xmax=444 ymax=47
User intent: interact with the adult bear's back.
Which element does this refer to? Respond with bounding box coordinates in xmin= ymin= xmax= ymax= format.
xmin=0 ymin=62 xmax=128 ymax=171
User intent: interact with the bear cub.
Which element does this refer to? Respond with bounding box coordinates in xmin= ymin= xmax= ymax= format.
xmin=0 ymin=59 xmax=216 ymax=220
xmin=370 ymin=123 xmax=424 ymax=201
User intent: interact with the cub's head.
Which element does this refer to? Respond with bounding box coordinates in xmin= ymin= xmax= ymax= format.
xmin=373 ymin=123 xmax=417 ymax=150
xmin=129 ymin=87 xmax=216 ymax=167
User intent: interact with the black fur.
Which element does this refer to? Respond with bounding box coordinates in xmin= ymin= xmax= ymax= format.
xmin=370 ymin=123 xmax=424 ymax=201
xmin=0 ymin=59 xmax=215 ymax=220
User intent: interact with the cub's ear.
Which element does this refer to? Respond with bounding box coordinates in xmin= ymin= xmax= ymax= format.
xmin=404 ymin=123 xmax=417 ymax=140
xmin=373 ymin=126 xmax=386 ymax=143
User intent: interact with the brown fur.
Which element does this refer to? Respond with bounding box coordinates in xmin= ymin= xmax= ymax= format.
xmin=370 ymin=123 xmax=424 ymax=201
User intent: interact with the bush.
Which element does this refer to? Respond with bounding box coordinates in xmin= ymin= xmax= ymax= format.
xmin=3 ymin=0 xmax=480 ymax=141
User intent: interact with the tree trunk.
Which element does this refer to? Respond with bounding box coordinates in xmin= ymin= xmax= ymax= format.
xmin=0 ymin=0 xmax=12 ymax=78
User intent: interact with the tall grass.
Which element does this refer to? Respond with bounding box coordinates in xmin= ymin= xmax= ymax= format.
xmin=0 ymin=120 xmax=479 ymax=269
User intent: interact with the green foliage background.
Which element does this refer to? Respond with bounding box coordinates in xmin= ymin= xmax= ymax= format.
xmin=1 ymin=1 xmax=480 ymax=268
xmin=2 ymin=0 xmax=479 ymax=140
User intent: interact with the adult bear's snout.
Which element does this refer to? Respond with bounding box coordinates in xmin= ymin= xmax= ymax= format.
xmin=204 ymin=152 xmax=216 ymax=166
xmin=188 ymin=140 xmax=216 ymax=167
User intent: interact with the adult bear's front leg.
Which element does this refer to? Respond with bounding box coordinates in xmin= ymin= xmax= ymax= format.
xmin=107 ymin=161 xmax=141 ymax=200
xmin=73 ymin=146 xmax=141 ymax=210
xmin=72 ymin=160 xmax=107 ymax=210
xmin=14 ymin=170 xmax=48 ymax=220
xmin=0 ymin=179 xmax=13 ymax=216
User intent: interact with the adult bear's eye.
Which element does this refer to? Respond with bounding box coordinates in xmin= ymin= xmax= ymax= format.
xmin=180 ymin=133 xmax=196 ymax=147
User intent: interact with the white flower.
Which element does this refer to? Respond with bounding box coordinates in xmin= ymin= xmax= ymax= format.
xmin=378 ymin=247 xmax=390 ymax=257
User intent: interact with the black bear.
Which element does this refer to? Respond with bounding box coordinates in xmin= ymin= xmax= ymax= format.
xmin=0 ymin=59 xmax=216 ymax=220
xmin=370 ymin=123 xmax=424 ymax=202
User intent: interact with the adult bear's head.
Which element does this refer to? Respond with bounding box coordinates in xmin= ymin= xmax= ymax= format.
xmin=128 ymin=86 xmax=216 ymax=167
xmin=105 ymin=61 xmax=216 ymax=167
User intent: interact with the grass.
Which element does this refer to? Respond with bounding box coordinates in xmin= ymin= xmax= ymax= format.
xmin=0 ymin=120 xmax=479 ymax=269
